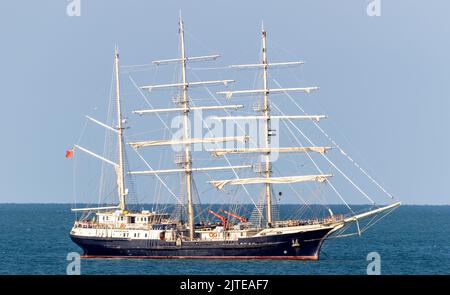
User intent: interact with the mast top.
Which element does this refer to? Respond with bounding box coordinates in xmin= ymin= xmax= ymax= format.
xmin=179 ymin=10 xmax=184 ymax=29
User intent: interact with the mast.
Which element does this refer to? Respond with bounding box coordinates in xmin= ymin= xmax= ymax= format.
xmin=261 ymin=25 xmax=273 ymax=226
xmin=114 ymin=47 xmax=127 ymax=211
xmin=179 ymin=15 xmax=195 ymax=240
xmin=214 ymin=25 xmax=325 ymax=228
xmin=131 ymin=16 xmax=243 ymax=240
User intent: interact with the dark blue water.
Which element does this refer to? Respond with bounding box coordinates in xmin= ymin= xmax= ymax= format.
xmin=0 ymin=204 xmax=449 ymax=274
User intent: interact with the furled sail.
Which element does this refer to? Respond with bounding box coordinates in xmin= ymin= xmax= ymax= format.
xmin=210 ymin=146 xmax=331 ymax=157
xmin=209 ymin=174 xmax=332 ymax=190
xmin=129 ymin=136 xmax=249 ymax=149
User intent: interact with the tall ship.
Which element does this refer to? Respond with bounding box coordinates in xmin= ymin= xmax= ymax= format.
xmin=68 ymin=16 xmax=400 ymax=260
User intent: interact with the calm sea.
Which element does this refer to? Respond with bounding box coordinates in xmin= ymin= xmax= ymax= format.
xmin=0 ymin=204 xmax=449 ymax=275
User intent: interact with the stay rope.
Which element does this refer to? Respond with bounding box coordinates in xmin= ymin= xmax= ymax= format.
xmin=273 ymin=78 xmax=394 ymax=201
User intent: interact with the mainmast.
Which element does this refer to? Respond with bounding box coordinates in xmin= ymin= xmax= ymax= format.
xmin=261 ymin=26 xmax=273 ymax=226
xmin=114 ymin=47 xmax=127 ymax=211
xmin=178 ymin=16 xmax=195 ymax=240
xmin=129 ymin=15 xmax=246 ymax=241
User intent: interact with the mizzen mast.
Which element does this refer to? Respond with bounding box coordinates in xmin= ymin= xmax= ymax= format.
xmin=67 ymin=48 xmax=128 ymax=212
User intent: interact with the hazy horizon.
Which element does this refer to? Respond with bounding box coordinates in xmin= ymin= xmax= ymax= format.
xmin=0 ymin=202 xmax=447 ymax=206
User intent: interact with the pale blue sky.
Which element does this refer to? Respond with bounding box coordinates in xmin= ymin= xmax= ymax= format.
xmin=0 ymin=0 xmax=449 ymax=204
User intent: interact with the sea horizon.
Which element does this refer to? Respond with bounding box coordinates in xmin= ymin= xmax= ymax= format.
xmin=1 ymin=202 xmax=448 ymax=206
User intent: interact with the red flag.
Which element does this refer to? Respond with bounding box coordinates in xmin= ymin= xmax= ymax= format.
xmin=65 ymin=149 xmax=74 ymax=158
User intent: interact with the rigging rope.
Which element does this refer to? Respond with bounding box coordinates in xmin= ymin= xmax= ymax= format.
xmin=189 ymin=70 xmax=263 ymax=218
xmin=132 ymin=147 xmax=184 ymax=206
xmin=121 ymin=63 xmax=157 ymax=68
xmin=72 ymin=119 xmax=89 ymax=219
xmin=272 ymin=80 xmax=376 ymax=205
xmin=273 ymin=79 xmax=394 ymax=201
xmin=360 ymin=206 xmax=398 ymax=234
xmin=98 ymin=61 xmax=116 ymax=207
xmin=187 ymin=66 xmax=229 ymax=71
xmin=271 ymin=101 xmax=355 ymax=214
xmin=128 ymin=75 xmax=173 ymax=133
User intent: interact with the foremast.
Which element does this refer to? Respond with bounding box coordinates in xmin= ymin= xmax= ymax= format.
xmin=214 ymin=25 xmax=329 ymax=228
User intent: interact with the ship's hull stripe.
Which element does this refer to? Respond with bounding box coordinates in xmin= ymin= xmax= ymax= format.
xmin=81 ymin=255 xmax=318 ymax=260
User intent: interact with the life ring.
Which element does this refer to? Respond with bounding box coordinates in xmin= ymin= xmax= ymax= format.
xmin=159 ymin=231 xmax=166 ymax=241
xmin=209 ymin=232 xmax=217 ymax=238
xmin=120 ymin=224 xmax=126 ymax=229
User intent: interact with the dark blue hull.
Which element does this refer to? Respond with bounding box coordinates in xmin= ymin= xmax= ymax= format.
xmin=71 ymin=227 xmax=333 ymax=260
